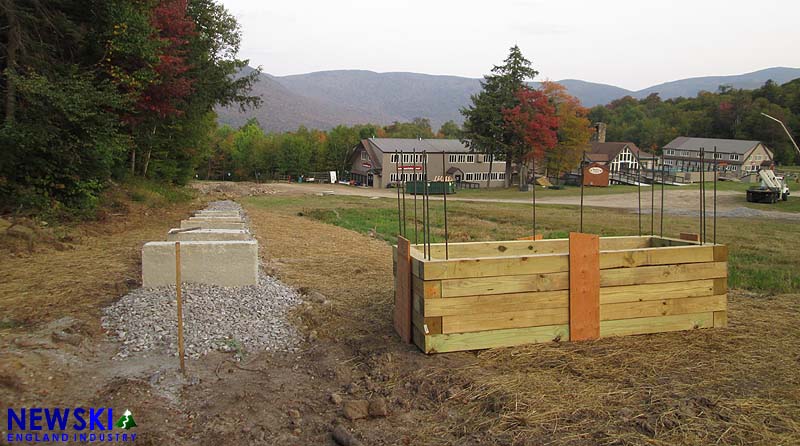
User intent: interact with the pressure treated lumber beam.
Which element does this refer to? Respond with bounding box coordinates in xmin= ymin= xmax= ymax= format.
xmin=441 ymin=307 xmax=568 ymax=334
xmin=425 ymin=324 xmax=569 ymax=353
xmin=600 ymin=294 xmax=727 ymax=321
xmin=393 ymin=237 xmax=412 ymax=343
xmin=424 ymin=290 xmax=568 ymax=317
xmin=600 ymin=312 xmax=714 ymax=337
xmin=569 ymin=232 xmax=601 ymax=341
xmin=600 ymin=279 xmax=716 ymax=305
xmin=600 ymin=262 xmax=727 ymax=287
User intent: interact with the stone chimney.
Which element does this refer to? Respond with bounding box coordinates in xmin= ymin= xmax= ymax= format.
xmin=592 ymin=122 xmax=607 ymax=143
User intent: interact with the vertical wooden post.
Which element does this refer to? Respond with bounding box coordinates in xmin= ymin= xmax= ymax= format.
xmin=175 ymin=242 xmax=186 ymax=374
xmin=394 ymin=236 xmax=412 ymax=343
xmin=569 ymin=232 xmax=600 ymax=341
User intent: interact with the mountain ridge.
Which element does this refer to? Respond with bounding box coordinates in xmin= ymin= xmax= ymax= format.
xmin=216 ymin=67 xmax=800 ymax=132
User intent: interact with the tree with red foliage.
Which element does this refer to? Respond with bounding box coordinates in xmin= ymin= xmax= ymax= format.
xmin=502 ymin=87 xmax=559 ymax=186
xmin=132 ymin=0 xmax=197 ymax=175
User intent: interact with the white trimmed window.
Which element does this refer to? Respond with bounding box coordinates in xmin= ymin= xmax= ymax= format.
xmin=754 ymin=155 xmax=763 ymax=161
xmin=361 ymin=151 xmax=369 ymax=161
xmin=664 ymin=149 xmax=675 ymax=156
xmin=729 ymin=154 xmax=740 ymax=161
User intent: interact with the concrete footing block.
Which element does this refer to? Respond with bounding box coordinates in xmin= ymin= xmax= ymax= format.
xmin=194 ymin=210 xmax=240 ymax=216
xmin=167 ymin=229 xmax=251 ymax=241
xmin=194 ymin=212 xmax=240 ymax=218
xmin=142 ymin=240 xmax=259 ymax=287
xmin=188 ymin=216 xmax=243 ymax=222
xmin=180 ymin=220 xmax=246 ymax=230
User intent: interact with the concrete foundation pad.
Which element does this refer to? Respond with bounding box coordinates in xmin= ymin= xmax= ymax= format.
xmin=167 ymin=228 xmax=251 ymax=241
xmin=142 ymin=240 xmax=259 ymax=287
xmin=194 ymin=211 xmax=240 ymax=218
xmin=188 ymin=216 xmax=243 ymax=222
xmin=180 ymin=220 xmax=246 ymax=230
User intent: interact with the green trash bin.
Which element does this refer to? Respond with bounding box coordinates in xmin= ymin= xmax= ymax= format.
xmin=406 ymin=181 xmax=455 ymax=195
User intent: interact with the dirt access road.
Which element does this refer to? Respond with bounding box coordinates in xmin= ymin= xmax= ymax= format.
xmin=269 ymin=182 xmax=800 ymax=220
xmin=1 ymin=184 xmax=798 ymax=445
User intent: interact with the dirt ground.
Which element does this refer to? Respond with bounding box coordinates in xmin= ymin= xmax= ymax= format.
xmin=1 ymin=182 xmax=798 ymax=445
xmin=267 ymin=182 xmax=800 ymax=220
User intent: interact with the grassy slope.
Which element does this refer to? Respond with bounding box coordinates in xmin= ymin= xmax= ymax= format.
xmin=246 ymin=194 xmax=800 ymax=294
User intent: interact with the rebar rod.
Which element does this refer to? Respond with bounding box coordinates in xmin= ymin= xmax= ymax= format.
xmin=421 ymin=150 xmax=427 ymax=258
xmin=650 ymin=158 xmax=655 ymax=235
xmin=660 ymin=162 xmax=665 ymax=237
xmin=700 ymin=148 xmax=704 ymax=245
xmin=637 ymin=163 xmax=642 ymax=236
xmin=713 ymin=146 xmax=717 ymax=245
xmin=413 ymin=147 xmax=418 ymax=245
xmin=532 ymin=154 xmax=537 ymax=237
xmin=394 ymin=150 xmax=401 ymax=236
xmin=441 ymin=151 xmax=449 ymax=260
xmin=423 ymin=151 xmax=431 ymax=260
xmin=579 ymin=152 xmax=585 ymax=233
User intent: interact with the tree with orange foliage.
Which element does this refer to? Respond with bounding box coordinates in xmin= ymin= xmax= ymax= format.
xmin=540 ymin=81 xmax=594 ymax=180
xmin=502 ymin=87 xmax=559 ymax=186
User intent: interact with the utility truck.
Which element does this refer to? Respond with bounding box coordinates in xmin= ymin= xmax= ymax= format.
xmin=746 ymin=169 xmax=790 ymax=203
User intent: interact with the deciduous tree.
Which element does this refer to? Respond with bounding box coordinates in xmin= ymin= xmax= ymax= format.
xmin=502 ymin=88 xmax=558 ymax=186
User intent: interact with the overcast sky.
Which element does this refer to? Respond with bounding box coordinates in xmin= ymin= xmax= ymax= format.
xmin=220 ymin=0 xmax=799 ymax=91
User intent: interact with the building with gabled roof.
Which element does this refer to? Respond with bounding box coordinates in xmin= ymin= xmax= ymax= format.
xmin=587 ymin=141 xmax=657 ymax=172
xmin=662 ymin=137 xmax=774 ymax=175
xmin=347 ymin=138 xmax=507 ymax=188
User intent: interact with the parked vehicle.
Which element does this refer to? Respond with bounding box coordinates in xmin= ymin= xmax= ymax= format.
xmin=746 ymin=170 xmax=790 ymax=203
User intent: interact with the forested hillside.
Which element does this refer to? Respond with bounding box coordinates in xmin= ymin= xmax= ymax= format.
xmin=0 ymin=0 xmax=258 ymax=216
xmin=217 ymin=67 xmax=800 ymax=132
xmin=588 ymin=80 xmax=800 ymax=165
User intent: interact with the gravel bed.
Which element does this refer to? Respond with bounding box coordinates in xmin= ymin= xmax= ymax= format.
xmin=102 ymin=274 xmax=302 ymax=359
xmin=205 ymin=200 xmax=243 ymax=212
xmin=103 ymin=200 xmax=301 ymax=359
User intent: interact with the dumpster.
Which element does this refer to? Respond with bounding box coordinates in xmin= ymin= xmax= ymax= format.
xmin=406 ymin=181 xmax=455 ymax=195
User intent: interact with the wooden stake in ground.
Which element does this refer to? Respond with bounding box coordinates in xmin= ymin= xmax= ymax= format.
xmin=175 ymin=242 xmax=186 ymax=375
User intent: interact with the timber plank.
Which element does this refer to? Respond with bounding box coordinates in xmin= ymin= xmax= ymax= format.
xmin=420 ymin=253 xmax=569 ymax=280
xmin=679 ymin=233 xmax=701 ymax=242
xmin=713 ymin=245 xmax=728 ymax=262
xmin=600 ymin=312 xmax=714 ymax=337
xmin=424 ymin=290 xmax=569 ymax=317
xmin=426 ymin=324 xmax=569 ymax=353
xmin=713 ymin=310 xmax=728 ymax=328
xmin=423 ymin=236 xmax=650 ymax=260
xmin=600 ymin=294 xmax=727 ymax=321
xmin=600 ymin=262 xmax=727 ymax=287
xmin=412 ymin=325 xmax=426 ymax=352
xmin=425 ymin=317 xmax=443 ymax=335
xmin=600 ymin=245 xmax=714 ymax=270
xmin=440 ymin=272 xmax=569 ymax=297
xmin=713 ymin=277 xmax=728 ymax=294
xmin=393 ymin=237 xmax=412 ymax=343
xmin=441 ymin=307 xmax=568 ymax=333
xmin=600 ymin=280 xmax=716 ymax=305
xmin=412 ymin=277 xmax=442 ymax=299
xmin=569 ymin=232 xmax=601 ymax=341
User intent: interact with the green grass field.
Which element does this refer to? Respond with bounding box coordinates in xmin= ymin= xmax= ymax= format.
xmin=245 ymin=194 xmax=800 ymax=294
xmin=453 ymin=180 xmax=754 ymax=200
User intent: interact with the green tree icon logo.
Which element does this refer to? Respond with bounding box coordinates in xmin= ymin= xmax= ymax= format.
xmin=114 ymin=409 xmax=137 ymax=430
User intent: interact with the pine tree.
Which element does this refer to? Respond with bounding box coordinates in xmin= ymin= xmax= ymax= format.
xmin=461 ymin=45 xmax=539 ymax=187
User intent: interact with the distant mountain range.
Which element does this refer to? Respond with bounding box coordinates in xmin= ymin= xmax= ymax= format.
xmin=216 ymin=67 xmax=800 ymax=132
